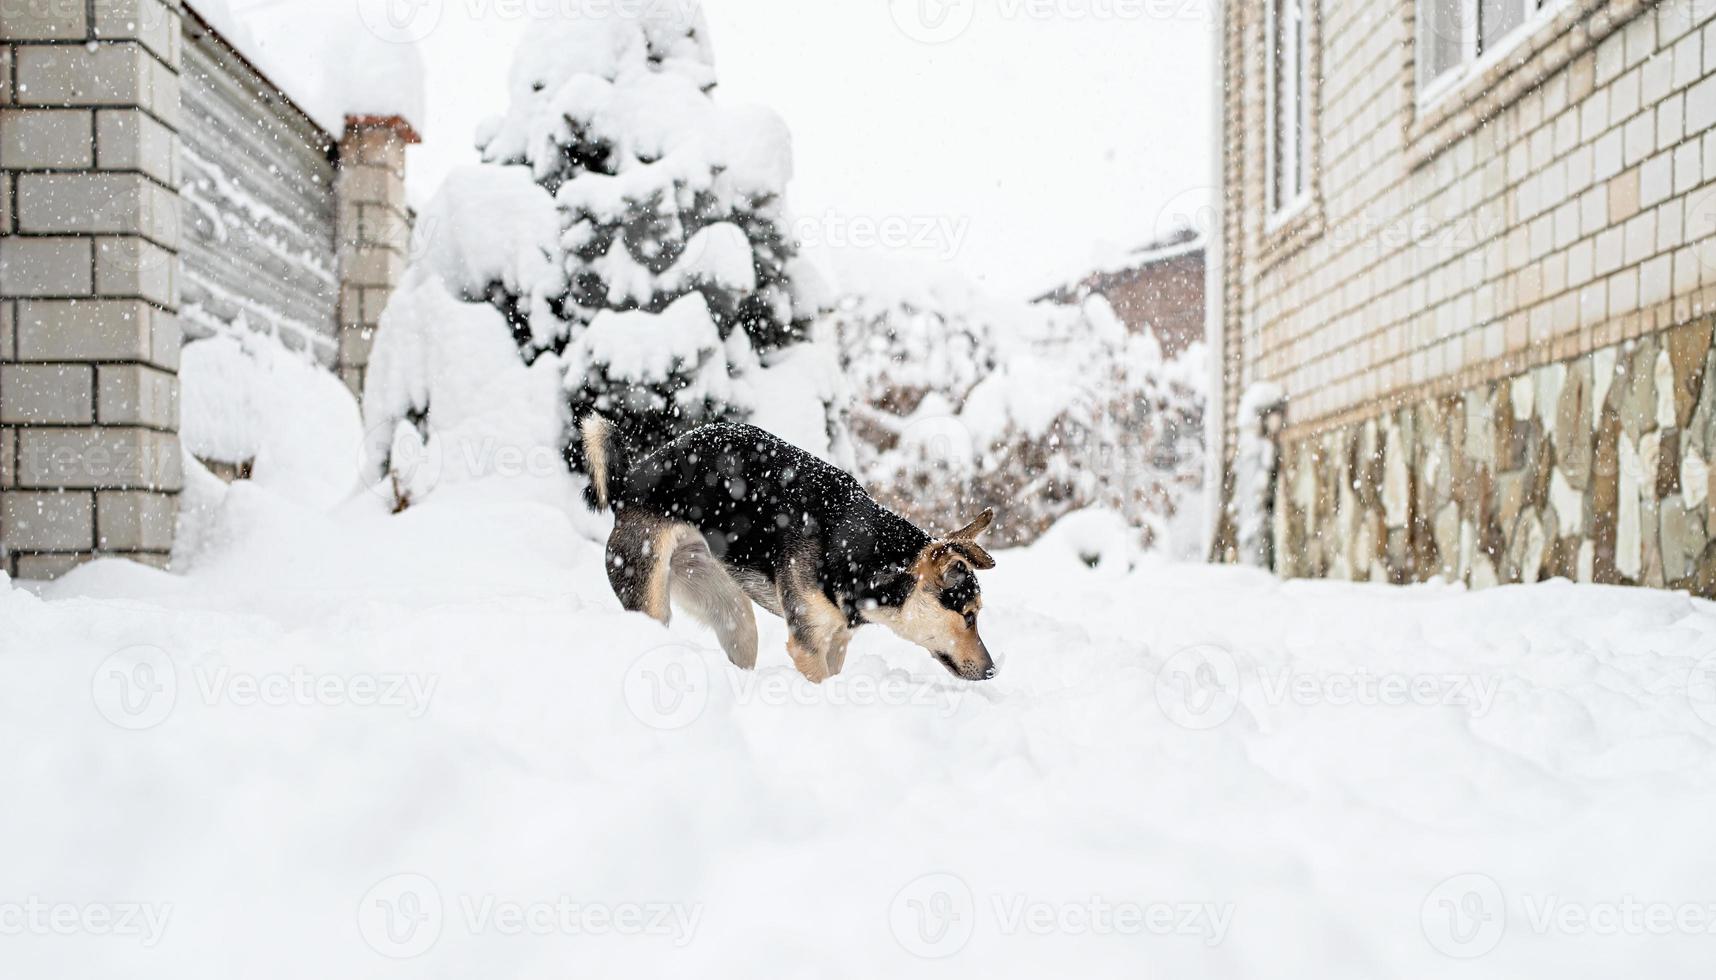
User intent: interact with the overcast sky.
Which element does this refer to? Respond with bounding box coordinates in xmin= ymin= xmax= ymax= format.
xmin=405 ymin=0 xmax=1212 ymax=300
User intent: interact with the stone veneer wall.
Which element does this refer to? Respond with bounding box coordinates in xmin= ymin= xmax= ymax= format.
xmin=1275 ymin=317 xmax=1716 ymax=594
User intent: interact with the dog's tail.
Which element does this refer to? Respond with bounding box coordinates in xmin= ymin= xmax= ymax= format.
xmin=580 ymin=413 xmax=629 ymax=511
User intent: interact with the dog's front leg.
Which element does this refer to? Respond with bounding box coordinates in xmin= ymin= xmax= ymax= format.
xmin=779 ymin=556 xmax=844 ymax=684
xmin=786 ymin=634 xmax=830 ymax=684
xmin=824 ymin=629 xmax=852 ymax=677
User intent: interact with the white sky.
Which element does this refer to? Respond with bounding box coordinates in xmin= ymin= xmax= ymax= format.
xmin=405 ymin=0 xmax=1212 ymax=300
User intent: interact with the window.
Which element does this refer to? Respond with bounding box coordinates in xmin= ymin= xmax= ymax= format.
xmin=1267 ymin=0 xmax=1312 ymax=218
xmin=1417 ymin=0 xmax=1556 ymax=98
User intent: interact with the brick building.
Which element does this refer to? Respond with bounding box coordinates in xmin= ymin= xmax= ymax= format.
xmin=0 ymin=0 xmax=417 ymax=579
xmin=1038 ymin=229 xmax=1207 ymax=358
xmin=1210 ymin=0 xmax=1716 ymax=594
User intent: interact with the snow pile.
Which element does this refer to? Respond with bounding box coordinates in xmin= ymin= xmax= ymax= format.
xmin=1027 ymin=506 xmax=1146 ymax=574
xmin=173 ymin=330 xmax=365 ymax=569
xmin=186 ymin=0 xmax=425 ymax=135
xmin=6 ymin=465 xmax=1716 ymax=977
xmin=364 ymin=2 xmax=846 ymax=507
xmin=821 ymin=252 xmax=1205 ymax=557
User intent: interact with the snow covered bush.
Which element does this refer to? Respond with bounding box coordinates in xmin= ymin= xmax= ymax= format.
xmin=1231 ymin=382 xmax=1286 ymax=568
xmin=363 ymin=5 xmax=847 ymax=509
xmin=821 ymin=255 xmax=1206 ymax=557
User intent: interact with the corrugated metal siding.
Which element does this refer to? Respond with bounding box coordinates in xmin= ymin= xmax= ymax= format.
xmin=178 ymin=18 xmax=340 ymax=365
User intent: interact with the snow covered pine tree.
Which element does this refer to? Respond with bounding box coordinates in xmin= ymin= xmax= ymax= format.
xmin=362 ymin=5 xmax=848 ymax=508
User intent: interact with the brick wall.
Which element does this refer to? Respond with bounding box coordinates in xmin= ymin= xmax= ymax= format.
xmin=0 ymin=3 xmax=414 ymax=579
xmin=1219 ymin=0 xmax=1716 ymax=590
xmin=1 ymin=0 xmax=185 ymax=579
xmin=1040 ymin=247 xmax=1207 ymax=358
xmin=335 ymin=117 xmax=416 ymax=397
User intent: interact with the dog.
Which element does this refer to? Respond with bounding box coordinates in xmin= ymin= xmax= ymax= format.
xmin=581 ymin=415 xmax=998 ymax=682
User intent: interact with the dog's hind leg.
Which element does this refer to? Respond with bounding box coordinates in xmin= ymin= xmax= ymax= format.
xmin=606 ymin=512 xmax=675 ymax=624
xmin=669 ymin=534 xmax=758 ymax=669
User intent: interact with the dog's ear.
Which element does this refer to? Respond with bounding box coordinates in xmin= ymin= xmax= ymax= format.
xmin=948 ymin=540 xmax=996 ymax=570
xmin=948 ymin=507 xmax=994 ymax=542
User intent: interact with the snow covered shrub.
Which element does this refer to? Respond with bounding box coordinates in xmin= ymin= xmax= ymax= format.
xmin=1231 ymin=382 xmax=1286 ymax=568
xmin=821 ymin=256 xmax=1206 ymax=556
xmin=362 ymin=5 xmax=849 ymax=508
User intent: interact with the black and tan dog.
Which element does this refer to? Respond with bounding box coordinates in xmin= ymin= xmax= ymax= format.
xmin=582 ymin=415 xmax=998 ymax=682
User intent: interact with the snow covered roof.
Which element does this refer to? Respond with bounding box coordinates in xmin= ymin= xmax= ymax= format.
xmin=1031 ymin=228 xmax=1206 ymax=307
xmin=184 ymin=0 xmax=426 ymax=139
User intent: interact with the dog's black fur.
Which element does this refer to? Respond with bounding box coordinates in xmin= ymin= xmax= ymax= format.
xmin=616 ymin=422 xmax=929 ymax=623
xmin=583 ymin=416 xmax=997 ymax=681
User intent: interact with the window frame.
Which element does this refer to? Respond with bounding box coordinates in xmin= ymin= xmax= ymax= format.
xmin=1265 ymin=0 xmax=1313 ymax=226
xmin=1416 ymin=0 xmax=1569 ymax=111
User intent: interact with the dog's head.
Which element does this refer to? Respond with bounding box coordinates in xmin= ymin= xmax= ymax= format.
xmin=862 ymin=508 xmax=998 ymax=680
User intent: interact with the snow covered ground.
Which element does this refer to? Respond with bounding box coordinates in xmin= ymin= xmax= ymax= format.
xmin=4 ymin=468 xmax=1716 ymax=978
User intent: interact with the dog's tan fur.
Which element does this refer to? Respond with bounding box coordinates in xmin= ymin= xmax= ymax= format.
xmin=582 ymin=414 xmax=615 ymax=509
xmin=777 ymin=550 xmax=852 ymax=682
xmin=860 ymin=539 xmax=990 ymax=679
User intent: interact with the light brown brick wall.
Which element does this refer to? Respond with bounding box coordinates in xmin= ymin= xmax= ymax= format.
xmin=1227 ymin=0 xmax=1716 ymax=430
xmin=335 ymin=119 xmax=415 ymax=396
xmin=1219 ymin=0 xmax=1716 ymax=587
